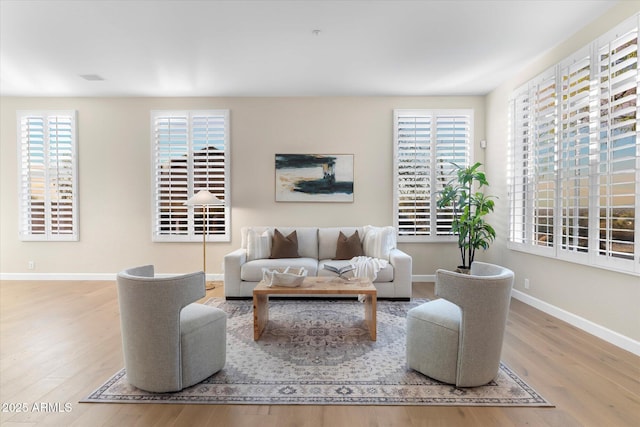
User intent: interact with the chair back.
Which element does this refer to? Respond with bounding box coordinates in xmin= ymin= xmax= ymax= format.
xmin=116 ymin=265 xmax=205 ymax=391
xmin=435 ymin=261 xmax=514 ymax=386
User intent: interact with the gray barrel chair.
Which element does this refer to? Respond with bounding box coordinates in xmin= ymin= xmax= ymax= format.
xmin=406 ymin=262 xmax=514 ymax=387
xmin=116 ymin=265 xmax=227 ymax=392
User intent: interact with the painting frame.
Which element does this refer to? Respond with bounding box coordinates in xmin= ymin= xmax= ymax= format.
xmin=275 ymin=154 xmax=354 ymax=203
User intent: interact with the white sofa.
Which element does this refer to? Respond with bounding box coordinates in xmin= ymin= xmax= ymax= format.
xmin=223 ymin=226 xmax=412 ymax=299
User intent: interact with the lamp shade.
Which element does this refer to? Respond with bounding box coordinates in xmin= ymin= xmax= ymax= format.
xmin=184 ymin=190 xmax=224 ymax=206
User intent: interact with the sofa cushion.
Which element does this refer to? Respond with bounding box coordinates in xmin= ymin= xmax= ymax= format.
xmin=334 ymin=231 xmax=364 ymax=260
xmin=241 ymin=226 xmax=268 ymax=250
xmin=318 ymin=227 xmax=364 ymax=260
xmin=241 ymin=258 xmax=319 ymax=282
xmin=245 ymin=227 xmax=317 ymax=259
xmin=247 ymin=229 xmax=271 ymax=261
xmin=270 ymin=229 xmax=300 ymax=258
xmin=318 ymin=259 xmax=394 ymax=282
xmin=369 ymin=261 xmax=394 ymax=282
xmin=363 ymin=225 xmax=396 ymax=260
xmin=317 ymin=259 xmax=354 ymax=278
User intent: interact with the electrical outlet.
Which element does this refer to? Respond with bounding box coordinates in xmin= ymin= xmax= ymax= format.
xmin=28 ymin=261 xmax=35 ymax=270
xmin=524 ymin=278 xmax=530 ymax=289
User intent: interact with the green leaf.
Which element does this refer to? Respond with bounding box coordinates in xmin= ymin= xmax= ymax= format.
xmin=435 ymin=161 xmax=497 ymax=266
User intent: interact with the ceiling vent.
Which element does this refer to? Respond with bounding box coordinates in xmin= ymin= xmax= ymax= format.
xmin=79 ymin=74 xmax=105 ymax=81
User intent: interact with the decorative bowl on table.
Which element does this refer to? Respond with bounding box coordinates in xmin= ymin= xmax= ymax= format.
xmin=262 ymin=267 xmax=308 ymax=287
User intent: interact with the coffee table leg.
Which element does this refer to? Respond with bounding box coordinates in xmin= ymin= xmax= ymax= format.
xmin=253 ymin=293 xmax=269 ymax=340
xmin=363 ymin=293 xmax=377 ymax=341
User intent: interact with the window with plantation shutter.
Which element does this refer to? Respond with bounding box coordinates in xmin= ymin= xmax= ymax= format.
xmin=393 ymin=109 xmax=472 ymax=242
xmin=509 ymin=13 xmax=639 ymax=275
xmin=508 ymin=89 xmax=530 ymax=246
xmin=151 ymin=110 xmax=230 ymax=242
xmin=394 ymin=112 xmax=431 ymax=239
xmin=17 ymin=111 xmax=78 ymax=241
xmin=596 ymin=24 xmax=637 ymax=266
xmin=532 ymin=71 xmax=558 ymax=250
xmin=559 ymin=47 xmax=592 ymax=257
xmin=509 ymin=70 xmax=558 ymax=254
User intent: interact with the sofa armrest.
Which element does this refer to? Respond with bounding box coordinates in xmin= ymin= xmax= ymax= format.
xmin=388 ymin=248 xmax=412 ymax=298
xmin=223 ymin=248 xmax=247 ymax=297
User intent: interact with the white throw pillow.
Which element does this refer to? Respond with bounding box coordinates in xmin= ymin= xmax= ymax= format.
xmin=363 ymin=225 xmax=396 ymax=260
xmin=247 ymin=229 xmax=271 ymax=261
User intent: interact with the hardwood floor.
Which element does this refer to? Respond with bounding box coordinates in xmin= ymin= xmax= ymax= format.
xmin=1 ymin=280 xmax=638 ymax=426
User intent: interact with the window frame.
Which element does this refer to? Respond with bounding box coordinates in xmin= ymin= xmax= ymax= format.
xmin=508 ymin=69 xmax=559 ymax=259
xmin=508 ymin=14 xmax=640 ymax=276
xmin=151 ymin=110 xmax=231 ymax=243
xmin=393 ymin=109 xmax=474 ymax=243
xmin=17 ymin=110 xmax=79 ymax=241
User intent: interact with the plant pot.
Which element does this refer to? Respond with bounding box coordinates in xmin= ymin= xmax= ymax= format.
xmin=456 ymin=266 xmax=471 ymax=274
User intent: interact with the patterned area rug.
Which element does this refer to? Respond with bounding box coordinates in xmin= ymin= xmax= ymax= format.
xmin=83 ymin=298 xmax=551 ymax=406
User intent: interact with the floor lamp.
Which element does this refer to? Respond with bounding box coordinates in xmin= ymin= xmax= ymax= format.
xmin=185 ymin=190 xmax=224 ymax=290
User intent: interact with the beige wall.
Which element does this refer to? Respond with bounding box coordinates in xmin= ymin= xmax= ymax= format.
xmin=2 ymin=2 xmax=638 ymax=346
xmin=0 ymin=96 xmax=485 ymax=277
xmin=485 ymin=1 xmax=640 ymax=342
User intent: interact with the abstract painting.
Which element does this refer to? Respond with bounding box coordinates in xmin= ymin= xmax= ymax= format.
xmin=275 ymin=154 xmax=354 ymax=202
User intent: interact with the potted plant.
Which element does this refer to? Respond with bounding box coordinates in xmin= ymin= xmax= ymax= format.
xmin=437 ymin=162 xmax=496 ymax=273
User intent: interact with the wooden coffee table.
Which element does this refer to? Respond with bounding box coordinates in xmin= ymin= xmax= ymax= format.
xmin=253 ymin=276 xmax=377 ymax=341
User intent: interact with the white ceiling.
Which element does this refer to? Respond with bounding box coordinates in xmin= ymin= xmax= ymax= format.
xmin=0 ymin=0 xmax=618 ymax=97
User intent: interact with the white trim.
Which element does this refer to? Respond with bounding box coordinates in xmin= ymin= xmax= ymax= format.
xmin=393 ymin=109 xmax=473 ymax=243
xmin=410 ymin=277 xmax=639 ymax=356
xmin=3 ymin=273 xmax=433 ymax=283
xmin=2 ymin=272 xmax=636 ymax=355
xmin=412 ymin=274 xmax=436 ymax=283
xmin=0 ymin=273 xmax=224 ymax=281
xmin=1 ymin=273 xmax=117 ymax=281
xmin=511 ymin=289 xmax=640 ymax=356
xmin=5 ymin=274 xmax=432 ymax=283
xmin=17 ymin=110 xmax=79 ymax=241
xmin=508 ymin=14 xmax=640 ymax=276
xmin=150 ymin=110 xmax=231 ymax=243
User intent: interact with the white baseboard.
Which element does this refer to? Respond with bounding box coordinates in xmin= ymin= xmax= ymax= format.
xmin=3 ymin=274 xmax=440 ymax=284
xmin=409 ymin=278 xmax=639 ymax=356
xmin=0 ymin=273 xmax=225 ymax=281
xmin=1 ymin=273 xmax=117 ymax=281
xmin=3 ymin=272 xmax=636 ymax=356
xmin=412 ymin=274 xmax=436 ymax=283
xmin=511 ymin=289 xmax=640 ymax=357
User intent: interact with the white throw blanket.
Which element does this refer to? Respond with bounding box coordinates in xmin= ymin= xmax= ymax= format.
xmin=350 ymin=256 xmax=388 ymax=282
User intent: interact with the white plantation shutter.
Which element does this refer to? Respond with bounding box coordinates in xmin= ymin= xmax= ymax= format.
xmin=509 ymin=89 xmax=530 ymax=245
xmin=152 ymin=110 xmax=230 ymax=242
xmin=559 ymin=47 xmax=593 ymax=257
xmin=434 ymin=114 xmax=471 ymax=235
xmin=509 ymin=71 xmax=558 ymax=253
xmin=596 ymin=24 xmax=638 ymax=267
xmin=395 ymin=112 xmax=432 ymax=238
xmin=394 ymin=109 xmax=472 ymax=242
xmin=192 ymin=114 xmax=227 ymax=237
xmin=531 ymin=71 xmax=558 ymax=250
xmin=18 ymin=111 xmax=78 ymax=241
xmin=509 ymin=13 xmax=639 ymax=275
xmin=154 ymin=115 xmax=189 ymax=236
